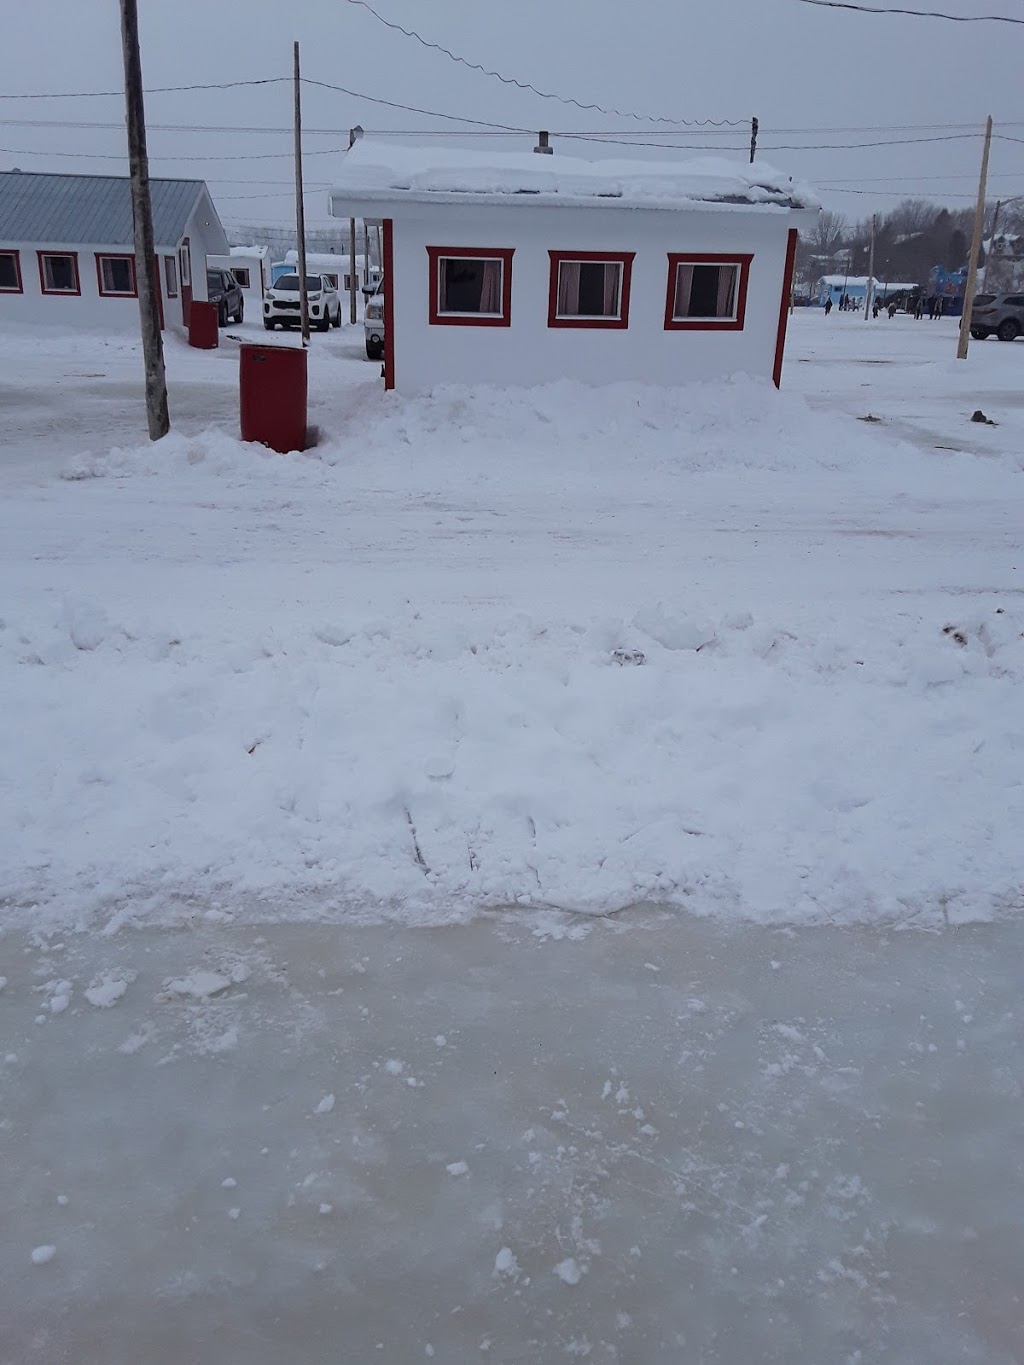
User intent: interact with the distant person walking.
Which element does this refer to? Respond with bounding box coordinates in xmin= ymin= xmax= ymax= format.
xmin=927 ymin=295 xmax=936 ymax=320
xmin=914 ymin=295 xmax=924 ymax=320
xmin=888 ymin=302 xmax=897 ymax=320
xmin=824 ymin=296 xmax=833 ymax=316
xmin=935 ymin=296 xmax=945 ymax=320
xmin=872 ymin=298 xmax=881 ymax=319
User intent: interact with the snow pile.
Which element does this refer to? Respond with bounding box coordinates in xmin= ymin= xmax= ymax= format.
xmin=1 ymin=589 xmax=1021 ymax=930
xmin=3 ymin=356 xmax=1022 ymax=934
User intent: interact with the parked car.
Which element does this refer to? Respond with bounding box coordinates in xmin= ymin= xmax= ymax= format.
xmin=969 ymin=293 xmax=1024 ymax=341
xmin=364 ymin=285 xmax=384 ymax=360
xmin=206 ymin=267 xmax=245 ymax=326
xmin=263 ymin=273 xmax=342 ymax=332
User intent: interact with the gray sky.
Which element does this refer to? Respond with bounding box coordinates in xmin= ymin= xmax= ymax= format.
xmin=1 ymin=0 xmax=1020 ymax=230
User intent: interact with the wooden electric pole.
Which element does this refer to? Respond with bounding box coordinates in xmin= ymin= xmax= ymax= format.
xmin=864 ymin=214 xmax=876 ymax=321
xmin=958 ymin=115 xmax=994 ymax=362
xmin=119 ymin=0 xmax=169 ymax=440
xmin=749 ymin=116 xmax=759 ymax=165
xmin=293 ymin=40 xmax=310 ymax=344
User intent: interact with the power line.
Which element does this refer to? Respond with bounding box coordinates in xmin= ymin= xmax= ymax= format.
xmin=796 ymin=0 xmax=1024 ymax=20
xmin=300 ymin=77 xmax=528 ymax=130
xmin=342 ymin=0 xmax=746 ymax=127
xmin=0 ymin=77 xmax=291 ymax=99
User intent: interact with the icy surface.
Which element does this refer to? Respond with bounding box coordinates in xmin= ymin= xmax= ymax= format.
xmin=2 ymin=914 xmax=1022 ymax=1362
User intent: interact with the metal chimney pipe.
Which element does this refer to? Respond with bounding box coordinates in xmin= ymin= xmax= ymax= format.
xmin=534 ymin=130 xmax=553 ymax=155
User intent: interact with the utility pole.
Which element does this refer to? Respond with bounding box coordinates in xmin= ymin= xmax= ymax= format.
xmin=981 ymin=198 xmax=1001 ymax=293
xmin=749 ymin=116 xmax=759 ymax=165
xmin=348 ymin=126 xmax=362 ymax=326
xmin=293 ymin=40 xmax=309 ymax=344
xmin=959 ymin=115 xmax=994 ymax=361
xmin=119 ymin=0 xmax=169 ymax=440
xmin=863 ymin=214 xmax=876 ymax=321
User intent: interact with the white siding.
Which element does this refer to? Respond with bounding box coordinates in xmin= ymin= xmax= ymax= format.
xmin=386 ymin=203 xmax=799 ymax=394
xmin=0 ymin=242 xmax=181 ymax=330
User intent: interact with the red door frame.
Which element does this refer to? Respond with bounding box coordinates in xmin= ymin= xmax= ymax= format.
xmin=153 ymin=254 xmax=164 ymax=330
xmin=180 ymin=237 xmax=193 ymax=327
xmin=773 ymin=229 xmax=799 ymax=389
xmin=382 ymin=218 xmax=395 ymax=391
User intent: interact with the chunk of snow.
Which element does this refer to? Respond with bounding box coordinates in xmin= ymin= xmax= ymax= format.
xmin=554 ymin=1257 xmax=582 ymax=1285
xmin=446 ymin=1161 xmax=469 ymax=1177
xmin=319 ymin=1202 xmax=333 ymax=1215
xmin=494 ymin=1247 xmax=519 ymax=1277
xmin=31 ymin=1245 xmax=56 ymax=1266
xmin=85 ymin=975 xmax=129 ymax=1008
xmin=164 ymin=971 xmax=232 ymax=1000
xmin=221 ymin=1177 xmax=237 ymax=1189
xmin=314 ymin=1093 xmax=336 ymax=1114
xmin=384 ymin=1059 xmax=404 ymax=1075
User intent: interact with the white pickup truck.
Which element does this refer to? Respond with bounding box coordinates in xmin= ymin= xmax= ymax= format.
xmin=364 ymin=283 xmax=384 ymax=360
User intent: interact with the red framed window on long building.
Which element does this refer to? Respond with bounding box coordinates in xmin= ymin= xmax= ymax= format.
xmin=0 ymin=250 xmax=23 ymax=293
xmin=547 ymin=251 xmax=634 ymax=329
xmin=96 ymin=253 xmax=137 ymax=298
xmin=664 ymin=253 xmax=753 ymax=331
xmin=427 ymin=247 xmax=514 ymax=326
xmin=37 ymin=251 xmax=81 ymax=296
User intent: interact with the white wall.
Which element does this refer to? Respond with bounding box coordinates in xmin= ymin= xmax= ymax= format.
xmin=387 ymin=203 xmax=806 ymax=394
xmin=0 ymin=242 xmax=181 ymax=330
xmin=209 ymin=251 xmax=267 ymax=311
xmin=183 ymin=193 xmax=228 ymax=307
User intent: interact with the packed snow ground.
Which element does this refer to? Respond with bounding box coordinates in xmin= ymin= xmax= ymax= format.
xmin=1 ymin=312 xmax=1022 ymax=929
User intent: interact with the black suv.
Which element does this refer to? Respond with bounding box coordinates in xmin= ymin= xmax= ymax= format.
xmin=206 ymin=268 xmax=245 ymax=326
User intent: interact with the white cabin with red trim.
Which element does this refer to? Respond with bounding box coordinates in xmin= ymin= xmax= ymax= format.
xmin=329 ymin=140 xmax=819 ymax=394
xmin=0 ymin=171 xmax=229 ymax=332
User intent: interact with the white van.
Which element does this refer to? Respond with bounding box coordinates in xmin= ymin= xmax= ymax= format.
xmin=364 ymin=283 xmax=384 ymax=360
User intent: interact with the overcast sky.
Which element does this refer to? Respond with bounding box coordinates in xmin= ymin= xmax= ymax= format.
xmin=1 ymin=0 xmax=1020 ymax=230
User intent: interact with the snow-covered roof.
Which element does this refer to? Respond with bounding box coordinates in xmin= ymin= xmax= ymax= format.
xmin=819 ymin=275 xmax=917 ymax=289
xmin=282 ymin=249 xmax=366 ymax=270
xmin=228 ymin=244 xmax=270 ymax=259
xmin=330 ymin=140 xmax=820 ymax=216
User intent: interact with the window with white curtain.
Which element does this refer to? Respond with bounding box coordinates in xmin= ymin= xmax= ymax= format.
xmin=438 ymin=257 xmax=503 ymax=314
xmin=665 ymin=255 xmax=752 ymax=329
xmin=548 ymin=252 xmax=634 ymax=328
xmin=427 ymin=248 xmax=514 ymax=326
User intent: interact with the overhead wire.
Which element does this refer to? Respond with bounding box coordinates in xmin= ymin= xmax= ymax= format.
xmin=341 ymin=0 xmax=747 ymax=127
xmin=796 ymin=0 xmax=1024 ymax=21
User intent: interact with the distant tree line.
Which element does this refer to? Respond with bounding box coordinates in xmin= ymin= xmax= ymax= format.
xmin=797 ymin=199 xmax=1024 ymax=295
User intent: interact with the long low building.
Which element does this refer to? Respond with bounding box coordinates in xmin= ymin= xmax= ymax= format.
xmin=0 ymin=171 xmax=229 ymax=331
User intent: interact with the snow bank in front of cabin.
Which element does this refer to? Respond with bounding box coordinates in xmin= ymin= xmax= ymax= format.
xmin=2 ymin=375 xmax=1022 ymax=932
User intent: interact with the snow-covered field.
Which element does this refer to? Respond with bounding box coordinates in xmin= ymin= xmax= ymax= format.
xmin=3 ymin=313 xmax=1024 ymax=1362
xmin=2 ymin=313 xmax=1022 ymax=930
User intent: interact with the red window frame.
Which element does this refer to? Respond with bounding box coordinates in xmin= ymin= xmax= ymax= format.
xmin=664 ymin=253 xmax=753 ymax=332
xmin=0 ymin=249 xmax=23 ymax=294
xmin=37 ymin=251 xmax=81 ymax=297
xmin=95 ymin=253 xmax=138 ymax=299
xmin=427 ymin=246 xmax=514 ymax=327
xmin=163 ymin=255 xmax=178 ymax=298
xmin=547 ymin=250 xmax=635 ymax=330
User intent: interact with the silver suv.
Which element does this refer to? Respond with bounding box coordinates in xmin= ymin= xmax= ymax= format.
xmin=969 ymin=293 xmax=1024 ymax=342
